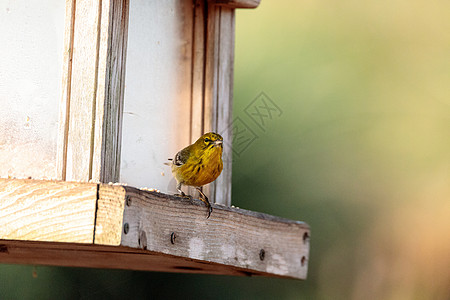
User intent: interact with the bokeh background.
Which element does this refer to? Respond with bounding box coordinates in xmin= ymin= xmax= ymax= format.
xmin=1 ymin=0 xmax=450 ymax=299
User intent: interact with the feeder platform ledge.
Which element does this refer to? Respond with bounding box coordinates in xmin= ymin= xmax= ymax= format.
xmin=0 ymin=178 xmax=310 ymax=279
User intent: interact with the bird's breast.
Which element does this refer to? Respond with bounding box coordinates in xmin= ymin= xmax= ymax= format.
xmin=178 ymin=147 xmax=223 ymax=187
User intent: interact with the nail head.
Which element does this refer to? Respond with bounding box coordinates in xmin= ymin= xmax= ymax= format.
xmin=170 ymin=232 xmax=176 ymax=244
xmin=303 ymin=232 xmax=310 ymax=244
xmin=259 ymin=249 xmax=265 ymax=261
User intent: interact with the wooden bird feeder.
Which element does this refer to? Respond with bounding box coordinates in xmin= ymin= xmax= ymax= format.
xmin=0 ymin=0 xmax=310 ymax=279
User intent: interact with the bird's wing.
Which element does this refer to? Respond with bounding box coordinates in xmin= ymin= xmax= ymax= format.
xmin=173 ymin=147 xmax=191 ymax=166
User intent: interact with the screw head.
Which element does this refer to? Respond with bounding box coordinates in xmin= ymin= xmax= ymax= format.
xmin=259 ymin=249 xmax=265 ymax=261
xmin=170 ymin=232 xmax=177 ymax=244
xmin=301 ymin=256 xmax=307 ymax=266
xmin=123 ymin=223 xmax=129 ymax=234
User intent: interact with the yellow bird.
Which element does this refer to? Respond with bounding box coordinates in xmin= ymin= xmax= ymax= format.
xmin=167 ymin=132 xmax=223 ymax=218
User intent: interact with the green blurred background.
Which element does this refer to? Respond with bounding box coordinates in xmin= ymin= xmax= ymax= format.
xmin=1 ymin=0 xmax=450 ymax=299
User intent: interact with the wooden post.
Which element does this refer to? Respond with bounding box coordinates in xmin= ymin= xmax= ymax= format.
xmin=189 ymin=2 xmax=235 ymax=206
xmin=57 ymin=0 xmax=129 ymax=183
xmin=205 ymin=5 xmax=235 ymax=206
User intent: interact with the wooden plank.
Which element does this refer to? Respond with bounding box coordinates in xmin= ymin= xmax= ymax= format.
xmin=119 ymin=186 xmax=310 ymax=279
xmin=213 ymin=0 xmax=261 ymax=9
xmin=214 ymin=8 xmax=235 ymax=206
xmin=202 ymin=6 xmax=234 ymax=206
xmin=92 ymin=0 xmax=129 ymax=183
xmin=58 ymin=0 xmax=129 ymax=183
xmin=203 ymin=4 xmax=220 ymax=144
xmin=187 ymin=0 xmax=207 ymax=199
xmin=65 ymin=0 xmax=102 ymax=181
xmin=190 ymin=0 xmax=206 ymax=144
xmin=57 ymin=0 xmax=76 ymax=180
xmin=0 ymin=240 xmax=291 ymax=278
xmin=0 ymin=179 xmax=97 ymax=243
xmin=0 ymin=179 xmax=309 ymax=279
xmin=202 ymin=4 xmax=221 ymax=203
xmin=94 ymin=184 xmax=126 ymax=246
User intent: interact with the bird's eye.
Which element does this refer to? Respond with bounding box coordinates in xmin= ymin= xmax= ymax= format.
xmin=204 ymin=138 xmax=211 ymax=143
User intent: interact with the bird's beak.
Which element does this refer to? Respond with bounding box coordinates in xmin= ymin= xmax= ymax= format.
xmin=214 ymin=140 xmax=223 ymax=147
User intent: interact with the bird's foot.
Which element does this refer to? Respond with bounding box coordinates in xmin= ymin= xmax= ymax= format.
xmin=206 ymin=203 xmax=213 ymax=219
xmin=199 ymin=194 xmax=213 ymax=219
xmin=175 ymin=192 xmax=193 ymax=200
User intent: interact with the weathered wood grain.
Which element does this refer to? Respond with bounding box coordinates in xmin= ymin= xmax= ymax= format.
xmin=0 ymin=178 xmax=97 ymax=243
xmin=202 ymin=6 xmax=234 ymax=206
xmin=202 ymin=4 xmax=220 ymax=203
xmin=190 ymin=0 xmax=206 ymax=144
xmin=57 ymin=0 xmax=76 ymax=181
xmin=0 ymin=178 xmax=310 ymax=279
xmin=119 ymin=185 xmax=309 ymax=279
xmin=92 ymin=0 xmax=129 ymax=183
xmin=65 ymin=0 xmax=102 ymax=181
xmin=94 ymin=184 xmax=126 ymax=245
xmin=214 ymin=7 xmax=235 ymax=206
xmin=58 ymin=0 xmax=129 ymax=183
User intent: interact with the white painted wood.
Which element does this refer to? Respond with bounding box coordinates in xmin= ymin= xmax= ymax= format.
xmin=0 ymin=1 xmax=65 ymax=179
xmin=120 ymin=0 xmax=194 ymax=192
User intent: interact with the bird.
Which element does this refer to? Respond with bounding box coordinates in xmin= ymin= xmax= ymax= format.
xmin=167 ymin=132 xmax=223 ymax=218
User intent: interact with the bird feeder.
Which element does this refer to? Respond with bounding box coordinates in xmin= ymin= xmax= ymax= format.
xmin=0 ymin=0 xmax=309 ymax=280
